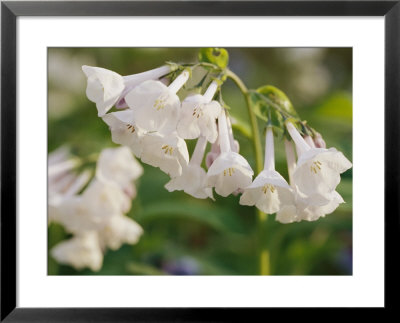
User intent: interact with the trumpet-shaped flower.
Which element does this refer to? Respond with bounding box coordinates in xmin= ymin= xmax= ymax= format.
xmin=177 ymin=81 xmax=221 ymax=143
xmin=98 ymin=215 xmax=143 ymax=251
xmin=96 ymin=147 xmax=143 ymax=193
xmin=125 ymin=70 xmax=190 ymax=135
xmin=51 ymin=232 xmax=103 ymax=272
xmin=276 ymin=188 xmax=344 ymax=223
xmin=82 ymin=65 xmax=171 ymax=116
xmin=102 ymin=110 xmax=146 ymax=158
xmin=140 ymin=131 xmax=189 ymax=178
xmin=50 ymin=179 xmax=130 ymax=234
xmin=276 ymin=139 xmax=345 ymax=223
xmin=286 ymin=122 xmax=352 ymax=200
xmin=240 ymin=128 xmax=294 ymax=214
xmin=165 ymin=136 xmax=214 ymax=199
xmin=207 ymin=111 xmax=253 ymax=197
xmin=48 ymin=148 xmax=91 ymax=225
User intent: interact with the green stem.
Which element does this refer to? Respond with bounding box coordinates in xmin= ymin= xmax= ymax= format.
xmin=226 ymin=69 xmax=270 ymax=276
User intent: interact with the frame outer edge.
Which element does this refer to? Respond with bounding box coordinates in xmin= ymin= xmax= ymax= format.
xmin=1 ymin=2 xmax=17 ymax=322
xmin=2 ymin=1 xmax=399 ymax=17
xmin=0 ymin=0 xmax=398 ymax=321
xmin=385 ymin=1 xmax=400 ymax=310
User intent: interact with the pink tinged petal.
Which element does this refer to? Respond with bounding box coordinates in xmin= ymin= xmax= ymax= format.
xmin=115 ymin=97 xmax=128 ymax=109
xmin=313 ymin=132 xmax=326 ymax=148
xmin=304 ymin=135 xmax=315 ymax=148
xmin=125 ymin=80 xmax=181 ymax=135
xmin=206 ymin=139 xmax=221 ymax=168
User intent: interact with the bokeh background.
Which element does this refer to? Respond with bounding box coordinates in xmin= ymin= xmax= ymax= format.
xmin=48 ymin=48 xmax=352 ymax=275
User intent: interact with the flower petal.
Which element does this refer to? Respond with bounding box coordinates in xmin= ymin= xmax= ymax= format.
xmin=125 ymin=80 xmax=181 ymax=135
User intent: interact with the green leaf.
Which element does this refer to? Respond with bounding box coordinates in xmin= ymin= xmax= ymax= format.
xmin=198 ymin=48 xmax=229 ymax=69
xmin=257 ymin=85 xmax=298 ymax=117
xmin=136 ymin=200 xmax=248 ymax=234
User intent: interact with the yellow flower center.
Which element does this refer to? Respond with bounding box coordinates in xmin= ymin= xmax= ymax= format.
xmin=162 ymin=145 xmax=174 ymax=155
xmin=223 ymin=168 xmax=235 ymax=176
xmin=154 ymin=94 xmax=168 ymax=110
xmin=192 ymin=104 xmax=204 ymax=119
xmin=262 ymin=184 xmax=276 ymax=194
xmin=310 ymin=161 xmax=322 ymax=174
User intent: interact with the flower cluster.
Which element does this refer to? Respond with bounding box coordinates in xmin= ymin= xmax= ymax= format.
xmin=84 ymin=64 xmax=253 ymax=201
xmin=82 ymin=61 xmax=352 ymax=224
xmin=49 ymin=146 xmax=144 ymax=271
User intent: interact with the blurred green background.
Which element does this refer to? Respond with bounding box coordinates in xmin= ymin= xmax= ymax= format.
xmin=48 ymin=48 xmax=352 ymax=275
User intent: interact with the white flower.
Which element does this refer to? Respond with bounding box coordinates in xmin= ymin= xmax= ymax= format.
xmin=177 ymin=81 xmax=221 ymax=143
xmin=125 ymin=70 xmax=190 ymax=135
xmin=276 ymin=189 xmax=344 ymax=223
xmin=98 ymin=215 xmax=143 ymax=251
xmin=48 ymin=148 xmax=91 ymax=223
xmin=207 ymin=111 xmax=253 ymax=197
xmin=82 ymin=65 xmax=171 ymax=117
xmin=140 ymin=131 xmax=189 ymax=178
xmin=51 ymin=232 xmax=103 ymax=272
xmin=286 ymin=122 xmax=352 ymax=200
xmin=102 ymin=110 xmax=146 ymax=158
xmin=276 ymin=138 xmax=346 ymax=223
xmin=96 ymin=147 xmax=143 ymax=197
xmin=51 ymin=179 xmax=130 ymax=234
xmin=165 ymin=136 xmax=214 ymax=199
xmin=240 ymin=128 xmax=294 ymax=214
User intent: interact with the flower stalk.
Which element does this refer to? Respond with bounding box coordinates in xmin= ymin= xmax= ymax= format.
xmin=226 ymin=69 xmax=270 ymax=276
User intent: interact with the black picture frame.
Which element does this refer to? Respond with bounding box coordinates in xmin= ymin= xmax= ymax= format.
xmin=1 ymin=1 xmax=398 ymax=320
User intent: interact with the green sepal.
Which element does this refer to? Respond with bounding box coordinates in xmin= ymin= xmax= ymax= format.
xmin=165 ymin=61 xmax=180 ymax=73
xmin=198 ymin=48 xmax=229 ymax=70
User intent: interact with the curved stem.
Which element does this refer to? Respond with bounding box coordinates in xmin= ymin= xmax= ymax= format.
xmin=226 ymin=69 xmax=270 ymax=276
xmin=226 ymin=70 xmax=263 ymax=173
